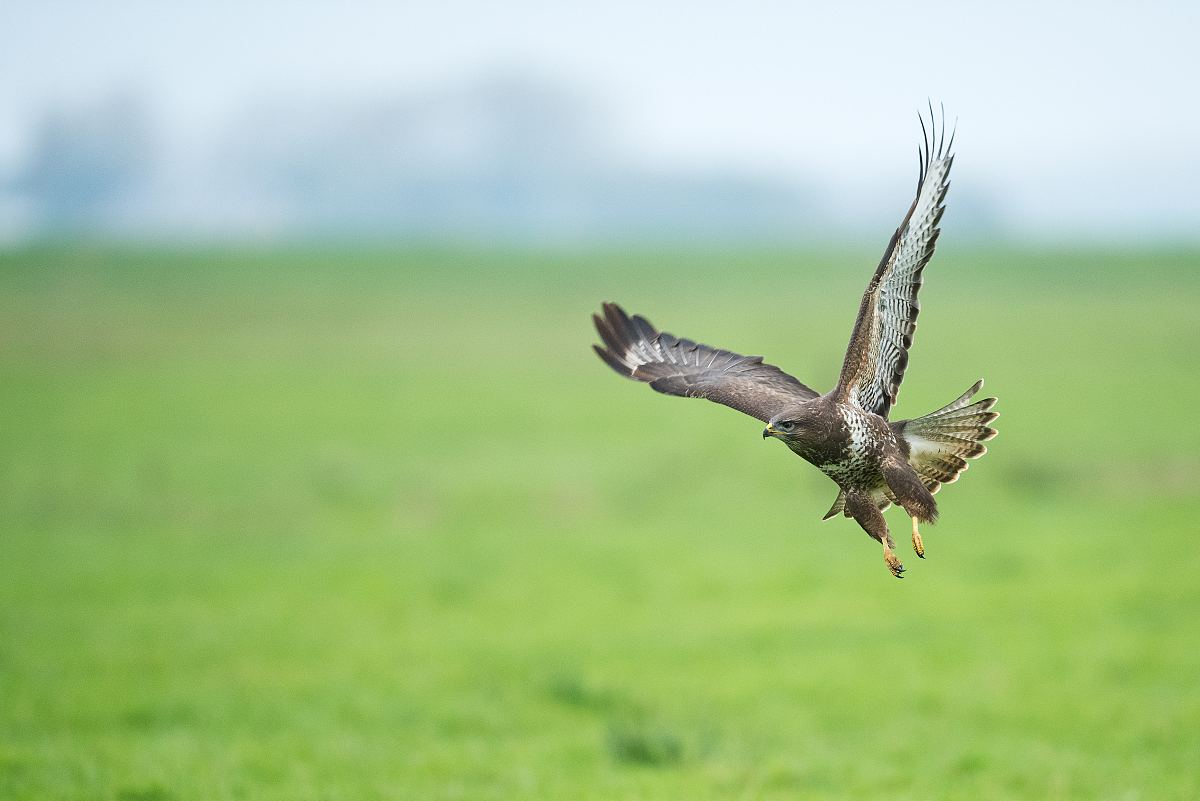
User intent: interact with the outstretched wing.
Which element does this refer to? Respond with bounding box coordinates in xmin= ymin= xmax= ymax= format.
xmin=593 ymin=302 xmax=818 ymax=423
xmin=835 ymin=106 xmax=955 ymax=419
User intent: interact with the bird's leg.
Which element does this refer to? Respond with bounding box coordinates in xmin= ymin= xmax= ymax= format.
xmin=844 ymin=491 xmax=904 ymax=579
xmin=880 ymin=531 xmax=904 ymax=578
xmin=880 ymin=457 xmax=936 ymax=560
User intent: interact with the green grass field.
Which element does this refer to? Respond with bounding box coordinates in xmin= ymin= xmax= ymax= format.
xmin=2 ymin=243 xmax=1198 ymax=800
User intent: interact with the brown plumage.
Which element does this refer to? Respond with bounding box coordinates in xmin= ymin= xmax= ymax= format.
xmin=592 ymin=305 xmax=818 ymax=421
xmin=591 ymin=107 xmax=997 ymax=578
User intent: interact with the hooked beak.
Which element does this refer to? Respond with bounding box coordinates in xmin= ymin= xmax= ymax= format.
xmin=763 ymin=424 xmax=778 ymax=439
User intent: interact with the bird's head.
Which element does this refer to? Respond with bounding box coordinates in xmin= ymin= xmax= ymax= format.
xmin=763 ymin=402 xmax=825 ymax=447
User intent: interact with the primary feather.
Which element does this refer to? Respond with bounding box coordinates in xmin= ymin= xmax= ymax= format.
xmin=836 ymin=105 xmax=955 ymax=419
xmin=593 ymin=302 xmax=817 ymax=423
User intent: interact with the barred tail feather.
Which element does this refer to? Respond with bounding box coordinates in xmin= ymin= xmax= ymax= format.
xmin=894 ymin=380 xmax=998 ymax=492
xmin=923 ymin=378 xmax=986 ymax=416
xmin=822 ymin=491 xmax=847 ymax=520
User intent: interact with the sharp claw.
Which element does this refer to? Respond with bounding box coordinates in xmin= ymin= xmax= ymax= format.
xmin=911 ymin=518 xmax=925 ymax=558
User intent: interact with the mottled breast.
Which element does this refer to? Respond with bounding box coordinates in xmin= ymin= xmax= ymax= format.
xmin=820 ymin=405 xmax=897 ymax=489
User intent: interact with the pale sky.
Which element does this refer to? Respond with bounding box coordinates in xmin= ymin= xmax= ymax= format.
xmin=2 ymin=0 xmax=1198 ymax=238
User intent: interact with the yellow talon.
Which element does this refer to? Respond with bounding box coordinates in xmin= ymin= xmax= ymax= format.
xmin=911 ymin=517 xmax=925 ymax=558
xmin=883 ymin=542 xmax=905 ymax=578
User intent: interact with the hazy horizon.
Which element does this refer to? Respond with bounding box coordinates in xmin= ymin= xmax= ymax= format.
xmin=2 ymin=1 xmax=1197 ymax=244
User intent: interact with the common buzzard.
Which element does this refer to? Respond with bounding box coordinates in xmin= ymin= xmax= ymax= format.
xmin=592 ymin=108 xmax=997 ymax=578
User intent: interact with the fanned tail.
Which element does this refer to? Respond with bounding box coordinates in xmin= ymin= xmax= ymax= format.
xmin=895 ymin=379 xmax=998 ymax=491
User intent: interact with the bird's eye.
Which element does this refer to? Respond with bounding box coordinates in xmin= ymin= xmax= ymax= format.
xmin=777 ymin=420 xmax=795 ymax=432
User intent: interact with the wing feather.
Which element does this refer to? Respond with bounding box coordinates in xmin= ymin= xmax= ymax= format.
xmin=593 ymin=302 xmax=817 ymax=423
xmin=836 ymin=105 xmax=955 ymax=418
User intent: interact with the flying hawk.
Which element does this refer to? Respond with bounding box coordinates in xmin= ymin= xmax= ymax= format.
xmin=592 ymin=109 xmax=997 ymax=578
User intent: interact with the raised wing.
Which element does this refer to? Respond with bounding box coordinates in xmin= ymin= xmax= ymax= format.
xmin=593 ymin=302 xmax=818 ymax=423
xmin=836 ymin=106 xmax=955 ymax=419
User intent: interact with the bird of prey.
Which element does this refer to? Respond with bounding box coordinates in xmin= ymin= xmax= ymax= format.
xmin=592 ymin=109 xmax=997 ymax=578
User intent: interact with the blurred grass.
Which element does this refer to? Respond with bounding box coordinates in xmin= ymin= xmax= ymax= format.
xmin=0 ymin=242 xmax=1198 ymax=800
